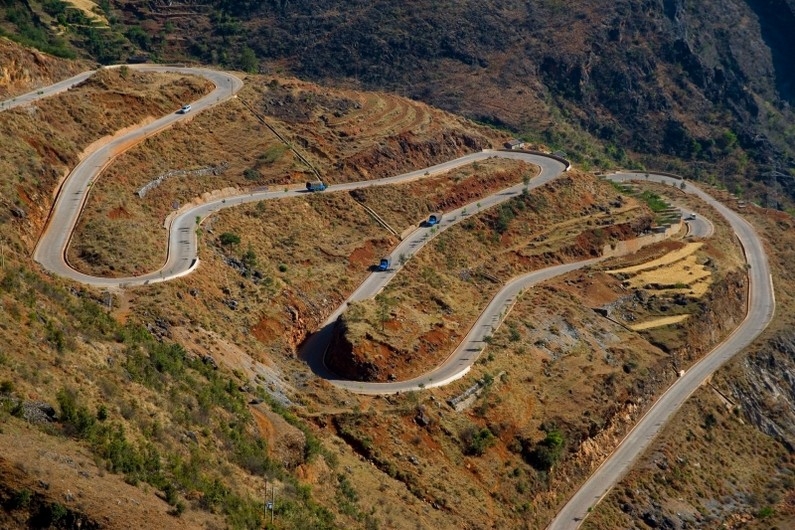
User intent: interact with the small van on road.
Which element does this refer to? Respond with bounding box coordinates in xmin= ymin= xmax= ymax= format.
xmin=180 ymin=104 xmax=192 ymax=114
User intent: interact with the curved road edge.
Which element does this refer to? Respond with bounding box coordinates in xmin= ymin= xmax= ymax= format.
xmin=29 ymin=65 xmax=244 ymax=288
xmin=546 ymin=172 xmax=775 ymax=529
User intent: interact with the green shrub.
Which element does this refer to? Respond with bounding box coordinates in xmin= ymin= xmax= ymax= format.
xmin=523 ymin=428 xmax=565 ymax=471
xmin=219 ymin=232 xmax=241 ymax=246
xmin=462 ymin=427 xmax=496 ymax=456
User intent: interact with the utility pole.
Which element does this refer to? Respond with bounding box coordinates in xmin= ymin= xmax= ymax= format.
xmin=264 ymin=481 xmax=275 ymax=528
xmin=271 ymin=485 xmax=275 ymax=526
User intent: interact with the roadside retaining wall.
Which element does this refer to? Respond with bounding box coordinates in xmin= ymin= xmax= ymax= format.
xmin=601 ymin=219 xmax=683 ymax=258
xmin=137 ymin=162 xmax=228 ymax=198
xmin=494 ymin=148 xmax=572 ymax=170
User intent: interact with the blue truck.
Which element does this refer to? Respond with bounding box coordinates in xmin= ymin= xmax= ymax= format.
xmin=377 ymin=257 xmax=391 ymax=271
xmin=427 ymin=212 xmax=443 ymax=226
xmin=306 ymin=181 xmax=327 ymax=192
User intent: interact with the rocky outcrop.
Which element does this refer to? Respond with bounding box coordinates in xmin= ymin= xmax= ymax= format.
xmin=0 ymin=37 xmax=85 ymax=100
xmin=325 ymin=315 xmax=392 ymax=382
xmin=730 ymin=331 xmax=795 ymax=450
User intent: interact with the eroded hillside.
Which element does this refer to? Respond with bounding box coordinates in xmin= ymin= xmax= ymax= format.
xmin=98 ymin=0 xmax=795 ymax=207
xmin=586 ymin=202 xmax=795 ymax=529
xmin=0 ymin=36 xmax=88 ymax=99
xmin=1 ymin=36 xmax=794 ymax=530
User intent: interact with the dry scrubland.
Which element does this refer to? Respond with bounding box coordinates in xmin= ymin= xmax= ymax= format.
xmin=0 ymin=36 xmax=88 ymax=99
xmin=0 ymin=44 xmax=778 ymax=529
xmin=329 ymin=171 xmax=652 ymax=381
xmin=67 ymin=73 xmax=502 ymax=276
xmin=0 ymin=66 xmax=211 ymax=254
xmin=586 ymin=201 xmax=795 ymax=529
xmin=0 ymin=62 xmax=510 ymax=529
xmin=301 ymin=177 xmax=747 ymax=528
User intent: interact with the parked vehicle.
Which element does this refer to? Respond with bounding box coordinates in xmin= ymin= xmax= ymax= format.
xmin=306 ymin=181 xmax=327 ymax=192
xmin=427 ymin=212 xmax=443 ymax=226
xmin=179 ymin=104 xmax=192 ymax=114
xmin=377 ymin=257 xmax=391 ymax=271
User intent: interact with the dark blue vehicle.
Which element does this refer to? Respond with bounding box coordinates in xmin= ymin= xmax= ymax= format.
xmin=427 ymin=212 xmax=443 ymax=226
xmin=306 ymin=181 xmax=327 ymax=192
xmin=377 ymin=257 xmax=391 ymax=271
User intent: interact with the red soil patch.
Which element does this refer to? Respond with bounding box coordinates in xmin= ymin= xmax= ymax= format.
xmin=15 ymin=184 xmax=35 ymax=208
xmin=108 ymin=205 xmax=132 ymax=219
xmin=252 ymin=316 xmax=283 ymax=344
xmin=348 ymin=240 xmax=376 ymax=268
xmin=554 ymin=271 xmax=626 ymax=307
xmin=383 ymin=318 xmax=401 ymax=332
xmin=250 ymin=406 xmax=277 ymax=452
xmin=417 ymin=326 xmax=452 ymax=355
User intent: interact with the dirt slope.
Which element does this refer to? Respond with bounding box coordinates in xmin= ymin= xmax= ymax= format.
xmin=0 ymin=37 xmax=88 ymax=99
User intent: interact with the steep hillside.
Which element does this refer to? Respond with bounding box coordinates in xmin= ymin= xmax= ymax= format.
xmin=97 ymin=0 xmax=795 ymax=207
xmin=4 ymin=1 xmax=794 ymax=203
xmin=4 ymin=17 xmax=795 ymax=530
xmin=588 ymin=204 xmax=795 ymax=529
xmin=0 ymin=37 xmax=88 ymax=99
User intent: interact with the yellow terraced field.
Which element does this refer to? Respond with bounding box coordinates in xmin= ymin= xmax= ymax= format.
xmin=630 ymin=314 xmax=690 ymax=331
xmin=609 ymin=242 xmax=703 ymax=274
xmin=64 ymin=0 xmax=108 ymax=24
xmin=624 ymin=254 xmax=711 ymax=291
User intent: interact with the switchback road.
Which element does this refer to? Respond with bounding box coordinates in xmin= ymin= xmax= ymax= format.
xmin=5 ymin=68 xmax=775 ymax=529
xmin=547 ymin=172 xmax=775 ymax=529
xmin=21 ymin=65 xmax=245 ymax=288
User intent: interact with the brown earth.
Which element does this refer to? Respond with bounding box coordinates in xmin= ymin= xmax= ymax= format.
xmin=0 ymin=420 xmax=223 ymax=529
xmin=0 ymin=65 xmax=211 ymax=255
xmin=0 ymin=37 xmax=89 ymax=99
xmin=65 ymin=72 xmax=506 ymax=277
xmin=0 ymin=36 xmax=784 ymax=530
xmin=316 ymin=178 xmax=748 ymax=528
xmin=586 ymin=200 xmax=795 ymax=529
xmin=326 ymin=171 xmax=656 ymax=382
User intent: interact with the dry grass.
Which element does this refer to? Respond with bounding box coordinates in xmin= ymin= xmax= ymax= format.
xmin=629 ymin=314 xmax=690 ymax=331
xmin=608 ymin=242 xmax=703 ymax=274
xmin=619 ymin=253 xmax=712 ymax=296
xmin=0 ymin=39 xmax=776 ymax=529
xmin=335 ymin=172 xmax=653 ymax=381
xmin=353 ymin=157 xmax=537 ymax=233
xmin=0 ymin=67 xmax=211 ymax=255
xmin=62 ymin=0 xmax=107 ymax=24
xmin=66 ymin=73 xmax=504 ymax=276
xmin=585 ymin=387 xmax=795 ymax=529
xmin=584 ymin=200 xmax=795 ymax=529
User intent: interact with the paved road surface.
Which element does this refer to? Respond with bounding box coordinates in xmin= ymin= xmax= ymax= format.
xmin=305 ymin=178 xmax=716 ymax=395
xmin=547 ymin=172 xmax=775 ymax=529
xmin=10 ymin=70 xmax=774 ymax=528
xmin=685 ymin=211 xmax=713 ymax=238
xmin=23 ymin=65 xmax=244 ymax=288
xmin=0 ymin=70 xmax=96 ymax=111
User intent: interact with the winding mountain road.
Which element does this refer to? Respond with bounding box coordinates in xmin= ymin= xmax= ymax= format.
xmin=547 ymin=172 xmax=775 ymax=529
xmin=5 ymin=67 xmax=775 ymax=529
xmin=22 ymin=65 xmax=244 ymax=287
xmin=0 ymin=70 xmax=96 ymax=111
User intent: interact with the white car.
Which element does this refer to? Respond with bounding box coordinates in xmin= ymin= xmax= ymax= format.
xmin=686 ymin=213 xmax=697 ymax=220
xmin=179 ymin=104 xmax=192 ymax=114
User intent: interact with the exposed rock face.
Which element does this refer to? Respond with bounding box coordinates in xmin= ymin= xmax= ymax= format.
xmin=325 ymin=316 xmax=389 ymax=382
xmin=134 ymin=0 xmax=795 ymax=200
xmin=731 ymin=331 xmax=795 ymax=450
xmin=339 ymin=130 xmax=490 ymax=182
xmin=0 ymin=38 xmax=85 ymax=99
